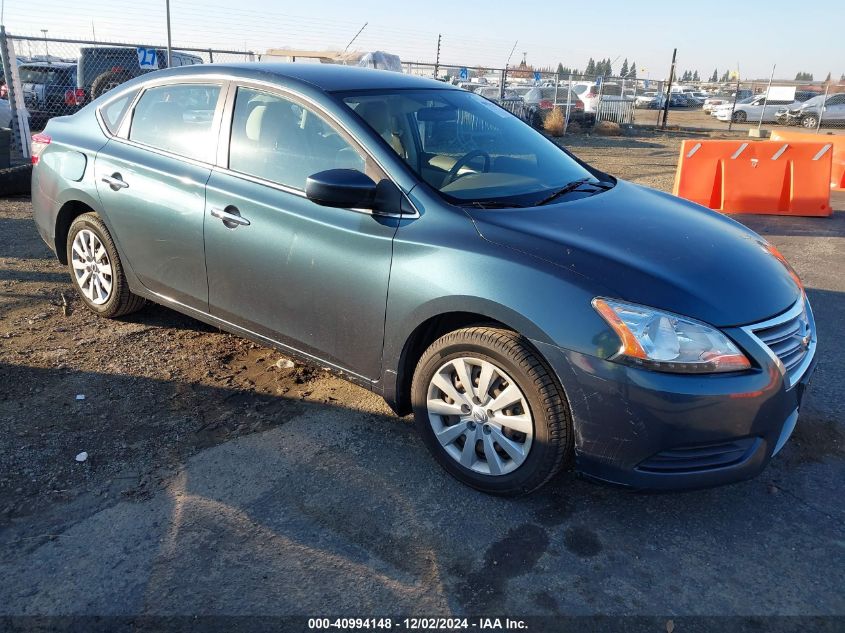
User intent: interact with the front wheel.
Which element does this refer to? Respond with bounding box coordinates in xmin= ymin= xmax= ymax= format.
xmin=732 ymin=110 xmax=747 ymax=123
xmin=411 ymin=327 xmax=573 ymax=496
xmin=801 ymin=115 xmax=819 ymax=129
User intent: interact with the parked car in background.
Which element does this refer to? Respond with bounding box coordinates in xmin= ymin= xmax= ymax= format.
xmin=570 ymin=81 xmax=632 ymax=113
xmin=635 ymin=92 xmax=665 ymax=109
xmin=456 ymin=81 xmax=482 ymax=93
xmin=521 ymin=86 xmax=590 ymax=124
xmin=570 ymin=82 xmax=600 ymax=112
xmin=19 ymin=62 xmax=83 ymax=127
xmin=476 ymin=86 xmax=519 ymax=100
xmin=667 ymin=93 xmax=690 ymax=107
xmin=712 ymin=96 xmax=753 ymax=118
xmin=778 ymin=93 xmax=845 ymax=128
xmin=31 ymin=63 xmax=815 ymax=495
xmin=77 ymin=46 xmax=203 ymax=101
xmin=717 ymin=91 xmax=816 ymax=123
xmin=703 ymin=94 xmax=732 ymax=112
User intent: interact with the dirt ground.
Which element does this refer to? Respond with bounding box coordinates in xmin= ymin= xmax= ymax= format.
xmin=1 ymin=133 xmax=843 ymax=623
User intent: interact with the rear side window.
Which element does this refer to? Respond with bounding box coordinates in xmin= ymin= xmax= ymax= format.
xmin=100 ymin=89 xmax=138 ymax=133
xmin=129 ymin=83 xmax=221 ymax=162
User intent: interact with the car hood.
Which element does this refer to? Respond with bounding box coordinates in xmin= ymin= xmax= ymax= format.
xmin=467 ymin=180 xmax=800 ymax=327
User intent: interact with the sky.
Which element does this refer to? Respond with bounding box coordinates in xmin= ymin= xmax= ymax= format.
xmin=4 ymin=0 xmax=843 ymax=80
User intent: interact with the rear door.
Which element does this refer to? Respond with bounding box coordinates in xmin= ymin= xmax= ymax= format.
xmin=94 ymin=79 xmax=226 ymax=309
xmin=823 ymin=94 xmax=845 ymax=121
xmin=204 ymin=84 xmax=400 ymax=379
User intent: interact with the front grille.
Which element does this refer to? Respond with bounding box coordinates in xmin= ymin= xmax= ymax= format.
xmin=748 ymin=298 xmax=815 ymax=388
xmin=637 ymin=438 xmax=757 ymax=473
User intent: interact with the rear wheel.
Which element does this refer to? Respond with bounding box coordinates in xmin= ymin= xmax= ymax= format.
xmin=411 ymin=326 xmax=573 ymax=496
xmin=66 ymin=213 xmax=145 ymax=318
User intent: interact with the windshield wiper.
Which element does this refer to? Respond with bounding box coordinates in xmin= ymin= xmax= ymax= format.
xmin=535 ymin=177 xmax=611 ymax=206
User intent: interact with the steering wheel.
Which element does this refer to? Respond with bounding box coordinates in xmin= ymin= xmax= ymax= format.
xmin=443 ymin=150 xmax=491 ymax=186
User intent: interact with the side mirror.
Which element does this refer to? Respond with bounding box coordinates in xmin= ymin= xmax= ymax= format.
xmin=305 ymin=169 xmax=378 ymax=209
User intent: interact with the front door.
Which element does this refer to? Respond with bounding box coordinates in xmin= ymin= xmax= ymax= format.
xmin=94 ymin=81 xmax=224 ymax=309
xmin=204 ymin=86 xmax=399 ymax=380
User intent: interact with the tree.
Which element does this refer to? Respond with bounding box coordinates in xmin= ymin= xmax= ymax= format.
xmin=556 ymin=62 xmax=565 ymax=75
xmin=605 ymin=58 xmax=613 ymax=76
xmin=720 ymin=70 xmax=731 ymax=82
xmin=621 ymin=58 xmax=629 ymax=77
xmin=794 ymin=72 xmax=814 ymax=81
xmin=710 ymin=68 xmax=718 ymax=82
xmin=629 ymin=61 xmax=637 ymax=78
xmin=586 ymin=58 xmax=596 ymax=75
xmin=824 ymin=72 xmax=831 ymax=83
xmin=693 ymin=70 xmax=700 ymax=82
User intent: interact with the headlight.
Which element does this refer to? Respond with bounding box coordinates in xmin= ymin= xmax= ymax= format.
xmin=592 ymin=298 xmax=751 ymax=373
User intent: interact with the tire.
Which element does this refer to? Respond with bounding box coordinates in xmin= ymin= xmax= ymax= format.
xmin=801 ymin=115 xmax=819 ymax=129
xmin=0 ymin=164 xmax=32 ymax=196
xmin=732 ymin=110 xmax=747 ymax=123
xmin=66 ymin=213 xmax=145 ymax=318
xmin=411 ymin=326 xmax=573 ymax=496
xmin=90 ymin=69 xmax=131 ymax=100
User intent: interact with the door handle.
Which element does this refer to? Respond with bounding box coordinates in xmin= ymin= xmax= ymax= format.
xmin=210 ymin=207 xmax=250 ymax=227
xmin=101 ymin=173 xmax=129 ymax=190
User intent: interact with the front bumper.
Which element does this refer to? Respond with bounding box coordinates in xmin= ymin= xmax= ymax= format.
xmin=532 ymin=304 xmax=817 ymax=491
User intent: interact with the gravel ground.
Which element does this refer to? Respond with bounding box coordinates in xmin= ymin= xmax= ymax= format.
xmin=1 ymin=133 xmax=843 ymax=626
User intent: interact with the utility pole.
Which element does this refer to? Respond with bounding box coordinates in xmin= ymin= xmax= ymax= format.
xmin=434 ymin=33 xmax=441 ymax=80
xmin=40 ymin=29 xmax=49 ymax=61
xmin=727 ymin=64 xmax=741 ymax=132
xmin=660 ymin=47 xmax=677 ymax=129
xmin=502 ymin=40 xmax=517 ymax=100
xmin=758 ymin=63 xmax=776 ymax=131
xmin=165 ymin=0 xmax=172 ymax=68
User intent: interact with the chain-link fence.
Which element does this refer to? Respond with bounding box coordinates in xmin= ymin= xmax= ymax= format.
xmin=403 ymin=60 xmax=845 ymax=135
xmin=0 ymin=31 xmax=254 ymax=164
xmin=3 ymin=29 xmax=843 ymax=166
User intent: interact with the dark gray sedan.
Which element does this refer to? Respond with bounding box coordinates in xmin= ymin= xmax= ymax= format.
xmin=31 ymin=64 xmax=815 ymax=495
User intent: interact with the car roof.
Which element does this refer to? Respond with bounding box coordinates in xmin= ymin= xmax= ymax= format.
xmin=143 ymin=62 xmax=457 ymax=92
xmin=19 ymin=61 xmax=76 ymax=69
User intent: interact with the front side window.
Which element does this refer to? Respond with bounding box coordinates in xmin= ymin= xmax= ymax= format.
xmin=342 ymin=89 xmax=597 ymax=206
xmin=129 ymin=83 xmax=221 ymax=162
xmin=228 ymin=87 xmax=365 ymax=190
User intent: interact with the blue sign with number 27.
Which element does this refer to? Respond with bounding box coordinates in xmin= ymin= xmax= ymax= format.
xmin=137 ymin=47 xmax=159 ymax=70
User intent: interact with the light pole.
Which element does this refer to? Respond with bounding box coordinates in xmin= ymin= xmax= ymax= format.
xmin=165 ymin=0 xmax=172 ymax=68
xmin=41 ymin=28 xmax=49 ymax=60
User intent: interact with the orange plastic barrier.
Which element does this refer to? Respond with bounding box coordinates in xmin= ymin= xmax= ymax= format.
xmin=770 ymin=130 xmax=845 ymax=191
xmin=673 ymin=139 xmax=833 ymax=217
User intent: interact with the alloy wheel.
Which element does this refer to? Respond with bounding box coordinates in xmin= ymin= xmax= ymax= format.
xmin=71 ymin=229 xmax=114 ymax=305
xmin=426 ymin=356 xmax=533 ymax=476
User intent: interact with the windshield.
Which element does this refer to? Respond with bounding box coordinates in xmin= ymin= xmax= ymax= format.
xmin=340 ymin=89 xmax=599 ymax=206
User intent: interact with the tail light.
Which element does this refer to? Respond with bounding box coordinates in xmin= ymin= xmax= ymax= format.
xmin=574 ymin=100 xmax=584 ymax=110
xmin=539 ymin=99 xmax=553 ymax=109
xmin=31 ymin=133 xmax=51 ymax=165
xmin=64 ymin=88 xmax=87 ymax=106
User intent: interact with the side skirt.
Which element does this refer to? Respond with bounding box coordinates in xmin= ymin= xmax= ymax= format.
xmin=133 ymin=287 xmax=386 ymax=399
